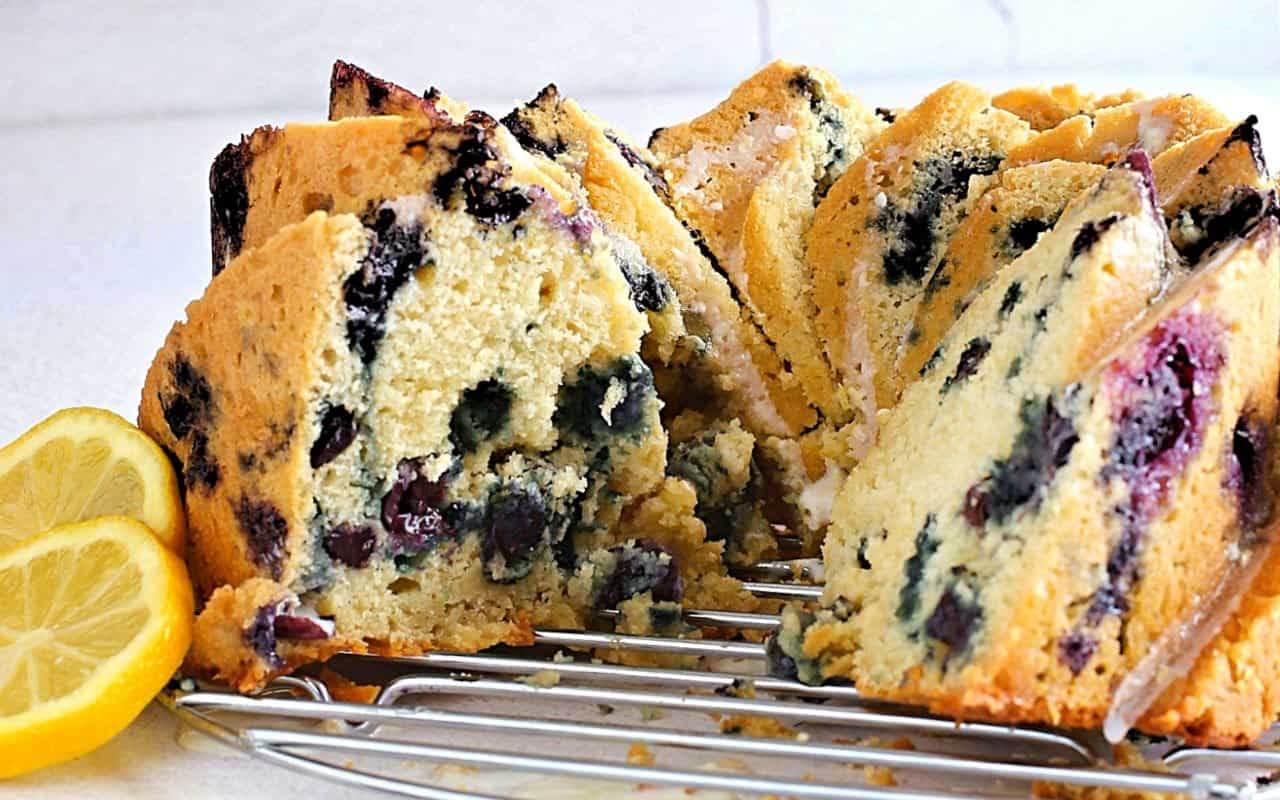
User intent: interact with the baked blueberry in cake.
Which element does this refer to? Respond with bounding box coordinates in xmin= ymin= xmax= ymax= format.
xmin=806 ymin=81 xmax=1032 ymax=426
xmin=496 ymin=83 xmax=814 ymax=439
xmin=789 ymin=155 xmax=1280 ymax=735
xmin=647 ymin=60 xmax=884 ymax=425
xmin=993 ymin=84 xmax=1144 ymax=132
xmin=903 ymin=117 xmax=1273 ymax=380
xmin=143 ymin=112 xmax=753 ymax=690
xmin=328 ymin=60 xmax=469 ymax=124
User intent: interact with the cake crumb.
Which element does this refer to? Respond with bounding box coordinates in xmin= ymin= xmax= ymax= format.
xmin=719 ymin=714 xmax=800 ymax=739
xmin=627 ymin=743 xmax=656 ymax=766
xmin=516 ymin=669 xmax=561 ymax=688
xmin=862 ymin=765 xmax=897 ymax=787
xmin=317 ymin=667 xmax=380 ymax=704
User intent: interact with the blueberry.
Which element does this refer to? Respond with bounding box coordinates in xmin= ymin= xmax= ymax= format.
xmin=555 ymin=356 xmax=654 ymax=443
xmin=324 ymin=522 xmax=377 ymax=568
xmin=161 ymin=355 xmax=213 ymax=440
xmin=244 ymin=604 xmax=282 ymax=667
xmin=184 ymin=431 xmax=221 ymax=493
xmin=1225 ymin=115 xmax=1266 ymax=175
xmin=1070 ymin=213 xmax=1123 ymax=260
xmin=998 ymin=281 xmax=1023 ymax=319
xmin=963 ymin=394 xmax=1079 ymax=529
xmin=874 ymin=107 xmax=897 ymax=124
xmin=449 ymin=379 xmax=514 ymax=454
xmin=595 ymin=539 xmax=685 ymax=609
xmin=433 ymin=122 xmax=532 ymax=225
xmin=381 ymin=458 xmax=453 ymax=555
xmin=310 ymin=405 xmax=357 ymax=468
xmin=924 ymin=585 xmax=981 ymax=651
xmin=919 ymin=345 xmax=944 ymax=377
xmin=667 ymin=430 xmax=762 ymax=544
xmin=764 ymin=607 xmax=817 ymax=684
xmin=1120 ymin=149 xmax=1157 ymax=207
xmin=343 ymin=206 xmax=426 ymax=364
xmin=611 ymin=236 xmax=674 ymax=313
xmin=1004 ymin=217 xmax=1054 ymax=257
xmin=1224 ymin=412 xmax=1272 ymax=532
xmin=236 ymin=497 xmax=289 ymax=578
xmin=274 ymin=613 xmax=333 ymax=640
xmin=1058 ymin=631 xmax=1098 ymax=674
xmin=483 ymin=483 xmax=549 ymax=582
xmin=942 ymin=337 xmax=991 ymax=392
xmin=1173 ymin=189 xmax=1268 ymax=264
xmin=896 ymin=514 xmax=939 ymax=622
xmin=872 ymin=151 xmax=1003 ymax=286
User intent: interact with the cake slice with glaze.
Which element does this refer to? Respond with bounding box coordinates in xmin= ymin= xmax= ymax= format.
xmin=647 ymin=60 xmax=883 ymax=426
xmin=806 ymin=82 xmax=1032 ymax=431
xmin=143 ymin=112 xmax=745 ymax=691
xmin=785 ymin=155 xmax=1280 ymax=734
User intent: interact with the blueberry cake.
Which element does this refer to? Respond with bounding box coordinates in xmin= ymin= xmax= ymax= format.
xmin=902 ymin=117 xmax=1271 ymax=379
xmin=1006 ymin=94 xmax=1230 ymax=168
xmin=786 ymin=156 xmax=1280 ymax=732
xmin=328 ymin=59 xmax=468 ymax=124
xmin=141 ymin=112 xmax=741 ymax=690
xmin=806 ymin=81 xmax=1032 ymax=422
xmin=647 ymin=60 xmax=884 ymax=425
xmin=993 ymin=84 xmax=1144 ymax=132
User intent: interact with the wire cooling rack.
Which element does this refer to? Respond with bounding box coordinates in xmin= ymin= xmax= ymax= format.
xmin=161 ymin=556 xmax=1280 ymax=799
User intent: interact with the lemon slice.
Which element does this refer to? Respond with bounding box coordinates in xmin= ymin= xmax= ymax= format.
xmin=0 ymin=407 xmax=185 ymax=554
xmin=0 ymin=516 xmax=193 ymax=778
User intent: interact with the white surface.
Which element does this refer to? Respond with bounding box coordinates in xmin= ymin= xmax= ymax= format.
xmin=2 ymin=3 xmax=1280 ymax=795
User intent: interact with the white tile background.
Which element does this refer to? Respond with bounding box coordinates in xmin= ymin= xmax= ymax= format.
xmin=1 ymin=2 xmax=1279 ymax=797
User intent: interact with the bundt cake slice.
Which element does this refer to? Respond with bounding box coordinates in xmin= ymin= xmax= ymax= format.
xmin=790 ymin=156 xmax=1280 ymax=734
xmin=647 ymin=60 xmax=883 ymax=424
xmin=993 ymin=84 xmax=1143 ymax=132
xmin=328 ymin=59 xmax=468 ymax=123
xmin=142 ymin=113 xmax=726 ymax=691
xmin=806 ymin=82 xmax=1032 ymax=420
xmin=901 ymin=117 xmax=1272 ymax=379
xmin=1005 ymin=94 xmax=1230 ymax=167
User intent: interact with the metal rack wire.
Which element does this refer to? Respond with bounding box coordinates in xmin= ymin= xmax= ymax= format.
xmin=162 ymin=558 xmax=1280 ymax=799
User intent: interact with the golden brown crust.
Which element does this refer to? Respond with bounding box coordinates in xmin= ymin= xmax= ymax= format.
xmin=994 ymin=84 xmax=1144 ymax=132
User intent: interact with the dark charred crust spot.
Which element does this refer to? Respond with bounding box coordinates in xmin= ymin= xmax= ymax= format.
xmin=1070 ymin=213 xmax=1123 ymax=259
xmin=235 ymin=496 xmax=289 ymax=579
xmin=310 ymin=405 xmax=357 ymax=468
xmin=210 ymin=134 xmax=259 ymax=274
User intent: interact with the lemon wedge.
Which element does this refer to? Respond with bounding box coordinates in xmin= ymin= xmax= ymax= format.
xmin=0 ymin=516 xmax=194 ymax=778
xmin=0 ymin=407 xmax=185 ymax=554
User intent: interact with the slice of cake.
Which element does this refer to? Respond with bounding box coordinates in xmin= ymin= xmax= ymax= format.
xmin=143 ymin=113 xmax=738 ymax=691
xmin=993 ymin=84 xmax=1144 ymax=132
xmin=1005 ymin=94 xmax=1230 ymax=168
xmin=790 ymin=156 xmax=1280 ymax=733
xmin=328 ymin=59 xmax=468 ymax=123
xmin=647 ymin=60 xmax=884 ymax=424
xmin=806 ymin=82 xmax=1032 ymax=421
xmin=902 ymin=117 xmax=1272 ymax=379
